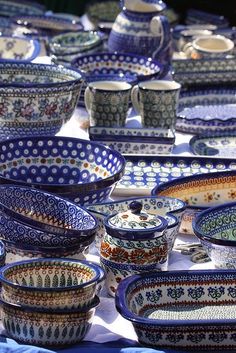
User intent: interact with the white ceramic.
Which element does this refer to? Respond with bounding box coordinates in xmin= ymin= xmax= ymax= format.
xmin=131 ymin=80 xmax=181 ymax=129
xmin=184 ymin=34 xmax=234 ymax=59
xmin=85 ymin=81 xmax=132 ymax=127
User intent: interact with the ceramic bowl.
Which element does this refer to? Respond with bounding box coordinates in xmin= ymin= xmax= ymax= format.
xmin=86 ymin=0 xmax=120 ymax=26
xmin=0 ymin=258 xmax=105 ymax=309
xmin=193 ymin=202 xmax=236 ymax=269
xmin=71 ymin=52 xmax=163 ymax=84
xmin=50 ymin=31 xmax=104 ymax=56
xmin=115 ymin=270 xmax=236 ymax=349
xmin=152 ymin=170 xmax=236 ymax=235
xmin=3 ymin=234 xmax=94 ymax=264
xmin=0 ymin=240 xmax=5 ymax=268
xmin=0 ymin=136 xmax=126 ymax=206
xmin=0 ymin=295 xmax=99 ymax=346
xmin=0 ymin=62 xmax=83 ymax=140
xmin=88 ymin=196 xmax=185 ymax=250
xmin=0 ymin=36 xmax=40 ymax=62
xmin=12 ymin=15 xmax=84 ymax=35
xmin=0 ymin=0 xmax=45 ymax=17
xmin=0 ymin=184 xmax=98 ymax=247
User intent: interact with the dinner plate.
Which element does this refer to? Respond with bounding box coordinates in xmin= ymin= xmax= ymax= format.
xmin=190 ymin=131 xmax=236 ymax=157
xmin=113 ymin=155 xmax=236 ymax=197
xmin=176 ymin=85 xmax=236 ymax=134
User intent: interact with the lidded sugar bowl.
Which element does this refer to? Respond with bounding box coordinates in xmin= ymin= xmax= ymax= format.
xmin=100 ymin=201 xmax=168 ymax=296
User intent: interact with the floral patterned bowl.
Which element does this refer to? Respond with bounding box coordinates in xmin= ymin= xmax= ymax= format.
xmin=0 ymin=136 xmax=126 ymax=206
xmin=0 ymin=258 xmax=105 ymax=310
xmin=193 ymin=202 xmax=236 ymax=269
xmin=0 ymin=62 xmax=83 ymax=140
xmin=0 ymin=184 xmax=98 ymax=247
xmin=0 ymin=36 xmax=40 ymax=62
xmin=152 ymin=170 xmax=236 ymax=235
xmin=0 ymin=295 xmax=99 ymax=346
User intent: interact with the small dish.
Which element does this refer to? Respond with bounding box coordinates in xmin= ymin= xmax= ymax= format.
xmin=193 ymin=202 xmax=236 ymax=268
xmin=190 ymin=131 xmax=236 ymax=157
xmin=0 ymin=36 xmax=40 ymax=62
xmin=115 ymin=269 xmax=236 ymax=349
xmin=0 ymin=258 xmax=105 ymax=309
xmin=89 ymin=127 xmax=175 ymax=155
xmin=176 ymin=85 xmax=236 ymax=133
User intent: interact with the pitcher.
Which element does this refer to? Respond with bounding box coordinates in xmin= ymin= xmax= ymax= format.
xmin=108 ymin=0 xmax=172 ymax=68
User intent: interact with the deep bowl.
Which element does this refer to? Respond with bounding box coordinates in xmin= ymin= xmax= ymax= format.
xmin=0 ymin=295 xmax=99 ymax=346
xmin=0 ymin=136 xmax=126 ymax=206
xmin=193 ymin=202 xmax=236 ymax=268
xmin=0 ymin=258 xmax=105 ymax=309
xmin=0 ymin=36 xmax=40 ymax=62
xmin=0 ymin=184 xmax=98 ymax=247
xmin=0 ymin=62 xmax=83 ymax=140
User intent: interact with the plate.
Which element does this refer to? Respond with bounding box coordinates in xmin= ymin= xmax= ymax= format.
xmin=190 ymin=131 xmax=236 ymax=157
xmin=113 ymin=155 xmax=236 ymax=197
xmin=176 ymin=85 xmax=236 ymax=134
xmin=89 ymin=126 xmax=175 ymax=155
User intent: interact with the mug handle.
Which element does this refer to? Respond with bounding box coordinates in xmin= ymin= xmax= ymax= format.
xmin=131 ymin=85 xmax=140 ymax=114
xmin=84 ymin=86 xmax=91 ymax=113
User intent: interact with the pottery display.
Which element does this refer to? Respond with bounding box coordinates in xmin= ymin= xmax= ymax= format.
xmin=108 ymin=0 xmax=172 ymax=67
xmin=0 ymin=36 xmax=40 ymax=62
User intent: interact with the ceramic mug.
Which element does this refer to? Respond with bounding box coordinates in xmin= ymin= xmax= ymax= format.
xmin=84 ymin=81 xmax=132 ymax=127
xmin=184 ymin=34 xmax=234 ymax=59
xmin=178 ymin=29 xmax=213 ymax=51
xmin=131 ymin=80 xmax=181 ymax=130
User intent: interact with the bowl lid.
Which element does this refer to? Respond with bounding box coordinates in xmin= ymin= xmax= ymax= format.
xmin=107 ymin=201 xmax=162 ymax=230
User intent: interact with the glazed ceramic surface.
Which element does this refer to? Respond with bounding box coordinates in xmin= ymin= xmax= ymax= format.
xmin=0 ymin=0 xmax=45 ymax=17
xmin=108 ymin=0 xmax=171 ymax=67
xmin=193 ymin=202 xmax=236 ymax=269
xmin=190 ymin=131 xmax=236 ymax=157
xmin=0 ymin=239 xmax=5 ymax=268
xmin=0 ymin=62 xmax=83 ymax=140
xmin=86 ymin=0 xmax=120 ymax=25
xmin=176 ymin=85 xmax=236 ymax=133
xmin=0 ymin=36 xmax=40 ymax=62
xmin=0 ymin=258 xmax=105 ymax=309
xmin=153 ymin=170 xmax=236 ymax=235
xmin=88 ymin=196 xmax=184 ymax=250
xmin=0 ymin=185 xmax=97 ymax=247
xmin=0 ymin=136 xmax=125 ymax=206
xmin=113 ymin=155 xmax=236 ymax=197
xmin=89 ymin=127 xmax=175 ymax=155
xmin=172 ymin=56 xmax=236 ymax=87
xmin=0 ymin=296 xmax=99 ymax=347
xmin=115 ymin=270 xmax=236 ymax=349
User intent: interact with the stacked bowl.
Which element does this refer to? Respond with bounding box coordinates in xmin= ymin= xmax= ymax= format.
xmin=0 ymin=184 xmax=98 ymax=263
xmin=0 ymin=258 xmax=105 ymax=346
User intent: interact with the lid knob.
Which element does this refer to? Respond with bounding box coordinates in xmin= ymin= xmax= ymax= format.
xmin=129 ymin=201 xmax=143 ymax=214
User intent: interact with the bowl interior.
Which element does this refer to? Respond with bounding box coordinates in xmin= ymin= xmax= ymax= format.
xmin=194 ymin=203 xmax=236 ymax=241
xmin=0 ymin=185 xmax=97 ymax=232
xmin=51 ymin=31 xmax=101 ymax=49
xmin=0 ymin=37 xmax=38 ymax=60
xmin=1 ymin=260 xmax=98 ymax=289
xmin=0 ymin=137 xmax=124 ymax=187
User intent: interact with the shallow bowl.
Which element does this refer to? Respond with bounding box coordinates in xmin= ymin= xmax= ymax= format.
xmin=193 ymin=201 xmax=236 ymax=268
xmin=115 ymin=270 xmax=236 ymax=349
xmin=0 ymin=136 xmax=125 ymax=205
xmin=152 ymin=170 xmax=236 ymax=235
xmin=0 ymin=62 xmax=83 ymax=140
xmin=0 ymin=184 xmax=98 ymax=247
xmin=0 ymin=295 xmax=99 ymax=346
xmin=0 ymin=36 xmax=40 ymax=62
xmin=0 ymin=258 xmax=104 ymax=309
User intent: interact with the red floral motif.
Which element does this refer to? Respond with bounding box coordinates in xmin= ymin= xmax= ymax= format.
xmin=45 ymin=103 xmax=57 ymax=116
xmin=228 ymin=190 xmax=236 ymax=199
xmin=109 ymin=247 xmax=129 ymax=262
xmin=129 ymin=248 xmax=149 ymax=264
xmin=21 ymin=103 xmax=34 ymax=118
xmin=0 ymin=102 xmax=7 ymax=116
xmin=100 ymin=242 xmax=112 ymax=258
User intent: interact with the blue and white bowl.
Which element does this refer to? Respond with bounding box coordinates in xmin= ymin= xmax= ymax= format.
xmin=0 ymin=0 xmax=45 ymax=17
xmin=0 ymin=36 xmax=40 ymax=62
xmin=0 ymin=62 xmax=83 ymax=140
xmin=193 ymin=202 xmax=236 ymax=269
xmin=0 ymin=136 xmax=126 ymax=206
xmin=0 ymin=184 xmax=98 ymax=247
